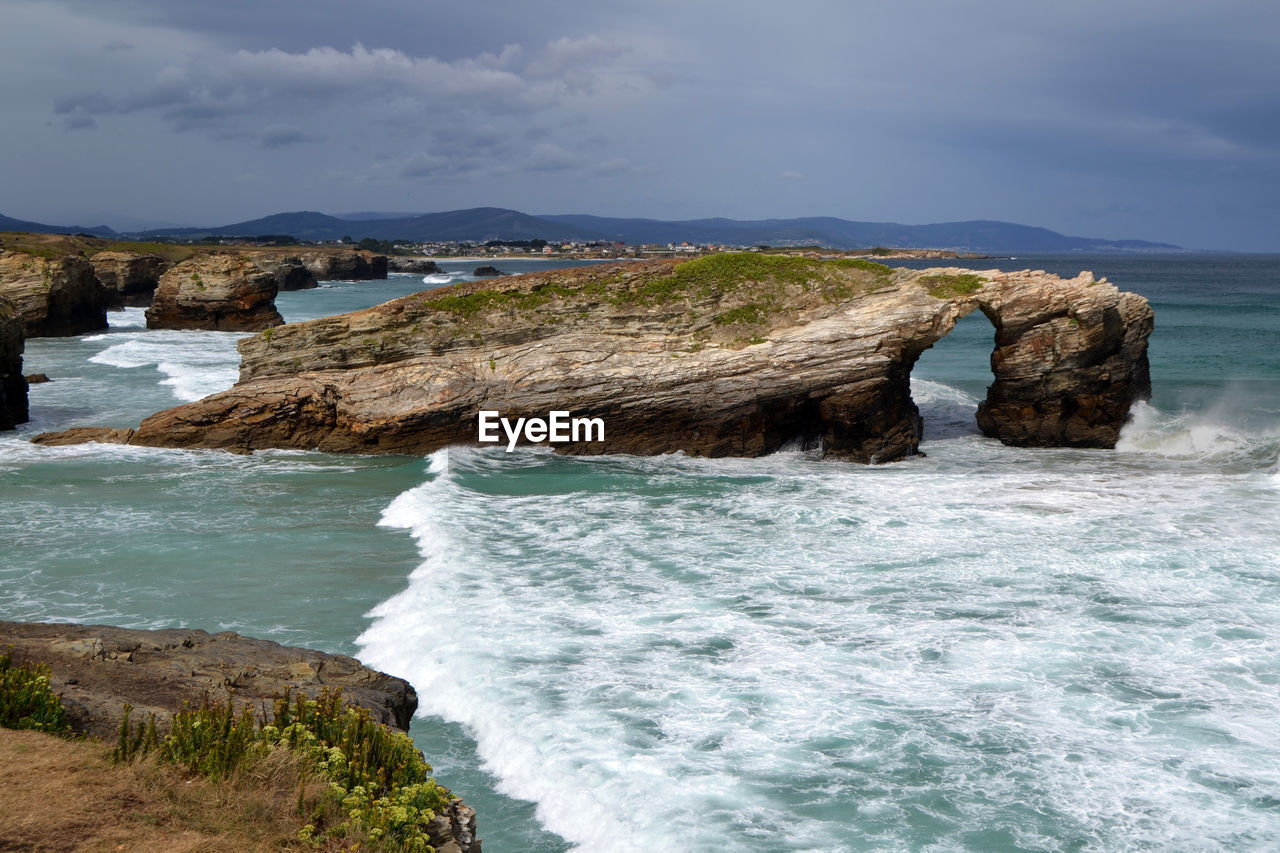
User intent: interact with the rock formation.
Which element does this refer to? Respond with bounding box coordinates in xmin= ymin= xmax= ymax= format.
xmin=0 ymin=620 xmax=481 ymax=853
xmin=0 ymin=621 xmax=417 ymax=737
xmin=145 ymin=254 xmax=284 ymax=331
xmin=472 ymin=265 xmax=505 ymax=277
xmin=298 ymin=250 xmax=388 ymax=281
xmin=0 ymin=250 xmax=107 ymax=337
xmin=90 ymin=251 xmax=170 ymax=308
xmin=252 ymin=254 xmax=318 ymax=291
xmin=974 ymin=271 xmax=1153 ymax=447
xmin=0 ymin=297 xmax=27 ymax=429
xmin=388 ymin=256 xmax=444 ymax=274
xmin=34 ymin=255 xmax=1153 ymax=463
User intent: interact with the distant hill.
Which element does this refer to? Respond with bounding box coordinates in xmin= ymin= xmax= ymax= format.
xmin=537 ymin=214 xmax=1180 ymax=253
xmin=6 ymin=207 xmax=1180 ymax=252
xmin=139 ymin=208 xmax=603 ymax=243
xmin=0 ymin=213 xmax=115 ymax=238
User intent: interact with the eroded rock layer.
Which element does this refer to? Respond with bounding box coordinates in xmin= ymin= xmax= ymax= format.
xmin=90 ymin=251 xmax=170 ymax=308
xmin=0 ymin=250 xmax=107 ymax=337
xmin=36 ymin=255 xmax=1153 ymax=462
xmin=253 ymin=255 xmax=319 ymax=291
xmin=146 ymin=254 xmax=284 ymax=331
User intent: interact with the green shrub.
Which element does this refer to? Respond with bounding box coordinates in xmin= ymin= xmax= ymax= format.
xmin=0 ymin=654 xmax=72 ymax=735
xmin=115 ymin=688 xmax=452 ymax=850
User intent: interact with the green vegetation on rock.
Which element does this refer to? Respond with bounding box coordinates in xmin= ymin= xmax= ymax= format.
xmin=422 ymin=253 xmax=893 ymax=331
xmin=921 ymin=273 xmax=986 ymax=298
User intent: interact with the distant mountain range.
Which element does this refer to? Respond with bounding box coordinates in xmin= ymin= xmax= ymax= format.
xmin=1 ymin=207 xmax=1181 ymax=253
xmin=0 ymin=212 xmax=115 ymax=238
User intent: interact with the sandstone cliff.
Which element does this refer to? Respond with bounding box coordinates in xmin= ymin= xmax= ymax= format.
xmin=35 ymin=255 xmax=1152 ymax=462
xmin=90 ymin=251 xmax=170 ymax=308
xmin=0 ymin=297 xmax=27 ymax=429
xmin=145 ymin=254 xmax=284 ymax=331
xmin=253 ymin=255 xmax=319 ymax=291
xmin=0 ymin=250 xmax=107 ymax=337
xmin=299 ymin=250 xmax=388 ymax=281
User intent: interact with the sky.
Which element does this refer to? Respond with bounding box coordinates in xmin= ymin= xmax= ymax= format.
xmin=1 ymin=0 xmax=1277 ymax=250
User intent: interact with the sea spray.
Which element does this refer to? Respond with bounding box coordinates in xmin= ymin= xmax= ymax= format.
xmin=357 ymin=433 xmax=1280 ymax=851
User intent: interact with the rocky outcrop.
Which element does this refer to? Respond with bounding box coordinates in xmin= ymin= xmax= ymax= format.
xmin=974 ymin=270 xmax=1153 ymax=447
xmin=472 ymin=265 xmax=505 ymax=277
xmin=1 ymin=620 xmax=483 ymax=853
xmin=299 ymin=250 xmax=388 ymax=281
xmin=145 ymin=254 xmax=283 ymax=331
xmin=0 ymin=297 xmax=27 ymax=429
xmin=0 ymin=250 xmax=107 ymax=337
xmin=252 ymin=255 xmax=318 ymax=291
xmin=90 ymin=251 xmax=170 ymax=308
xmin=34 ymin=256 xmax=1153 ymax=462
xmin=0 ymin=621 xmax=417 ymax=738
xmin=388 ymin=256 xmax=444 ymax=274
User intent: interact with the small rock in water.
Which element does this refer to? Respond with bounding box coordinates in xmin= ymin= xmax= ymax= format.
xmin=25 ymin=373 xmax=50 ymax=383
xmin=473 ymin=265 xmax=506 ymax=277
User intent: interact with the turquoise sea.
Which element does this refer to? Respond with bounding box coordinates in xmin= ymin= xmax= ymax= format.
xmin=2 ymin=254 xmax=1278 ymax=851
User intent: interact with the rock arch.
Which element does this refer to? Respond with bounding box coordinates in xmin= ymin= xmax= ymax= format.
xmin=32 ymin=261 xmax=1154 ymax=464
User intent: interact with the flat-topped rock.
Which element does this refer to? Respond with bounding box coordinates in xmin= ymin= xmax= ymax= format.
xmin=35 ymin=255 xmax=1153 ymax=462
xmin=146 ymin=254 xmax=283 ymax=331
xmin=0 ymin=620 xmax=417 ymax=739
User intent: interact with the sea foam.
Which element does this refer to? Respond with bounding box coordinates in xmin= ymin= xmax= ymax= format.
xmin=359 ymin=422 xmax=1280 ymax=851
xmin=87 ymin=329 xmax=245 ymax=402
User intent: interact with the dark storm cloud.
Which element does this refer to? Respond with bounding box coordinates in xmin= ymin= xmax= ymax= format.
xmin=2 ymin=0 xmax=1278 ymax=249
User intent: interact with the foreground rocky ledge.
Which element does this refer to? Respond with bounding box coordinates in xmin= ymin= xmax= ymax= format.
xmin=1 ymin=620 xmax=480 ymax=852
xmin=34 ymin=254 xmax=1153 ymax=463
xmin=0 ymin=621 xmax=416 ymax=738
